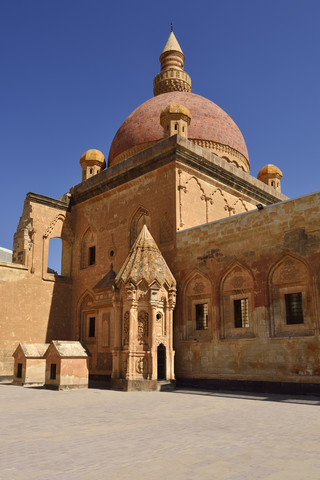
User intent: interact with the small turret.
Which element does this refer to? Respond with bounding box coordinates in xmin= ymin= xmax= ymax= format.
xmin=257 ymin=164 xmax=283 ymax=192
xmin=80 ymin=149 xmax=106 ymax=182
xmin=160 ymin=102 xmax=191 ymax=138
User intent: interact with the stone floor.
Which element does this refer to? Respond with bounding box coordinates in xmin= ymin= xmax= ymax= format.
xmin=1 ymin=384 xmax=320 ymax=480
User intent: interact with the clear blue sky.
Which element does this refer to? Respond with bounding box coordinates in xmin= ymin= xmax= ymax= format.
xmin=1 ymin=0 xmax=320 ymax=254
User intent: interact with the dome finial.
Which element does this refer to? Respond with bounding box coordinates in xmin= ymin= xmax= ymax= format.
xmin=153 ymin=31 xmax=191 ymax=96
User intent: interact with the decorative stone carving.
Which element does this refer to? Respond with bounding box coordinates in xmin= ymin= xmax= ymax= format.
xmin=123 ymin=311 xmax=129 ymax=346
xmin=136 ymin=357 xmax=147 ymax=375
xmin=191 ymin=139 xmax=249 ymax=172
xmin=280 ymin=259 xmax=298 ymax=282
xmin=168 ymin=289 xmax=176 ymax=308
xmin=193 ymin=282 xmax=205 ymax=294
xmin=138 ymin=311 xmax=149 ymax=345
xmin=231 ymin=276 xmax=245 ymax=289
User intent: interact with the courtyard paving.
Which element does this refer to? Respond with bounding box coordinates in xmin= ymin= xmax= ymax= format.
xmin=0 ymin=384 xmax=320 ymax=480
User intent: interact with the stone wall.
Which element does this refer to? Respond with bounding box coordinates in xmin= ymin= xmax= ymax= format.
xmin=173 ymin=191 xmax=320 ymax=386
xmin=0 ymin=194 xmax=72 ymax=377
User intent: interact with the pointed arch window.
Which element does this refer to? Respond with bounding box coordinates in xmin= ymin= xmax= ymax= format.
xmin=220 ymin=264 xmax=255 ymax=339
xmin=80 ymin=228 xmax=97 ymax=269
xmin=183 ymin=272 xmax=212 ymax=341
xmin=269 ymin=256 xmax=314 ymax=337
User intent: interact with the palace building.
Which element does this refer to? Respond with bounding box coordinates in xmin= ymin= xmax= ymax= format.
xmin=1 ymin=31 xmax=320 ymax=392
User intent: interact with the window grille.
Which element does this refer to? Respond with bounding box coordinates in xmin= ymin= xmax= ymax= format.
xmin=285 ymin=293 xmax=304 ymax=324
xmin=234 ymin=298 xmax=249 ymax=328
xmin=196 ymin=303 xmax=208 ymax=330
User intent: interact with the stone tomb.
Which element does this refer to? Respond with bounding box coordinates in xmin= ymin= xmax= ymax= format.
xmin=44 ymin=341 xmax=89 ymax=390
xmin=12 ymin=343 xmax=49 ymax=386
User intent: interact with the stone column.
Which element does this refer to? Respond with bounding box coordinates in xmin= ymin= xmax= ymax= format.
xmin=168 ymin=288 xmax=177 ymax=380
xmin=111 ymin=292 xmax=121 ymax=380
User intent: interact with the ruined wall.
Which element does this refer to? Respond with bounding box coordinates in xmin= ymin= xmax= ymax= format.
xmin=173 ymin=191 xmax=320 ymax=386
xmin=0 ymin=194 xmax=73 ymax=377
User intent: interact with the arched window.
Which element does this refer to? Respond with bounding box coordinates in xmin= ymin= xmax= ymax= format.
xmin=43 ymin=214 xmax=73 ymax=279
xmin=268 ymin=255 xmax=314 ymax=337
xmin=47 ymin=237 xmax=62 ymax=275
xmin=80 ymin=227 xmax=97 ymax=269
xmin=183 ymin=272 xmax=212 ymax=341
xmin=78 ymin=292 xmax=96 ymax=342
xmin=220 ymin=263 xmax=254 ymax=339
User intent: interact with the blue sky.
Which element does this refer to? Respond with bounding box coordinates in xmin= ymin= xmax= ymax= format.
xmin=1 ymin=0 xmax=320 ymax=258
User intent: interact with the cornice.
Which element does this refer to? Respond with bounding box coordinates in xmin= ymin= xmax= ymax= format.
xmin=174 ymin=144 xmax=286 ymax=205
xmin=70 ymin=135 xmax=287 ymax=206
xmin=26 ymin=192 xmax=70 ymax=211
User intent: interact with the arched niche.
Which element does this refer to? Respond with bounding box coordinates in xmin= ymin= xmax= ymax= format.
xmin=220 ymin=262 xmax=255 ymax=339
xmin=183 ymin=271 xmax=212 ymax=341
xmin=130 ymin=207 xmax=151 ymax=247
xmin=80 ymin=227 xmax=97 ymax=269
xmin=78 ymin=291 xmax=96 ymax=342
xmin=268 ymin=254 xmax=315 ymax=337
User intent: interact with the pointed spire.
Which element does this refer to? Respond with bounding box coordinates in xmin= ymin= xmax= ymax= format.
xmin=161 ymin=31 xmax=183 ymax=56
xmin=153 ymin=31 xmax=191 ymax=96
xmin=115 ymin=225 xmax=176 ymax=288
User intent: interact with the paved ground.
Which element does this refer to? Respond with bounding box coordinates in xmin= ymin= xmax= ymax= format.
xmin=1 ymin=384 xmax=320 ymax=480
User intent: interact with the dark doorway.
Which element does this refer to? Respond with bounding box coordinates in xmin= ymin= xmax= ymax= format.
xmin=157 ymin=344 xmax=166 ymax=380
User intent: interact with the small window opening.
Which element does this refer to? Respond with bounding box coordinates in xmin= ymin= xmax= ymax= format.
xmin=90 ymin=168 xmax=93 ymax=174
xmin=50 ymin=363 xmax=56 ymax=380
xmin=47 ymin=237 xmax=62 ymax=275
xmin=234 ymin=299 xmax=249 ymax=328
xmin=285 ymin=293 xmax=304 ymax=324
xmin=182 ymin=126 xmax=185 ymax=132
xmin=109 ymin=250 xmax=114 ymax=258
xmin=174 ymin=124 xmax=178 ymax=131
xmin=271 ymin=181 xmax=275 ymax=187
xmin=196 ymin=303 xmax=208 ymax=330
xmin=89 ymin=317 xmax=96 ymax=338
xmin=156 ymin=313 xmax=162 ymax=320
xmin=17 ymin=363 xmax=22 ymax=378
xmin=88 ymin=246 xmax=96 ymax=265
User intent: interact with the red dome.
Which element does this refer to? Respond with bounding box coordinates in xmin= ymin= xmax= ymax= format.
xmin=108 ymin=92 xmax=249 ymax=167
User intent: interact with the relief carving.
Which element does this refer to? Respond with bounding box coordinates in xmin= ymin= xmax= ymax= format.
xmin=231 ymin=276 xmax=245 ymax=289
xmin=136 ymin=357 xmax=148 ymax=375
xmin=280 ymin=259 xmax=298 ymax=282
xmin=193 ymin=282 xmax=205 ymax=294
xmin=137 ymin=311 xmax=149 ymax=345
xmin=123 ymin=311 xmax=129 ymax=346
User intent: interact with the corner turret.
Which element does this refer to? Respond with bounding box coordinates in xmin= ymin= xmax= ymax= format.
xmin=80 ymin=149 xmax=106 ymax=182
